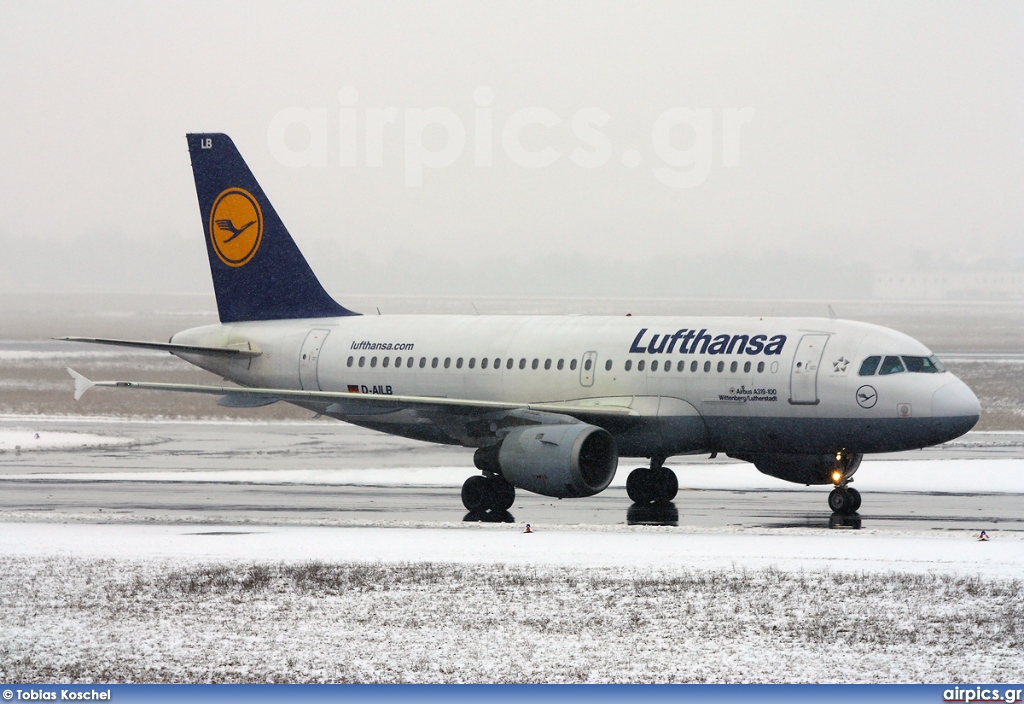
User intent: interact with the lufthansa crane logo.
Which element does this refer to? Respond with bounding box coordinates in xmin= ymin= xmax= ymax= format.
xmin=209 ymin=188 xmax=263 ymax=267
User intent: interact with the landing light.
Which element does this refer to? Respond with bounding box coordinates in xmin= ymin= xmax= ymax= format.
xmin=835 ymin=451 xmax=843 ymax=462
xmin=831 ymin=470 xmax=844 ymax=484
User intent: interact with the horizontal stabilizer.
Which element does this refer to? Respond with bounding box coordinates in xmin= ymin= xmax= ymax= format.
xmin=66 ymin=368 xmax=95 ymax=401
xmin=58 ymin=337 xmax=261 ymax=358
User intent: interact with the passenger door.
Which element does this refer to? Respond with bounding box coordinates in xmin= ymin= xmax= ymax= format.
xmin=299 ymin=329 xmax=330 ymax=390
xmin=789 ymin=334 xmax=829 ymax=404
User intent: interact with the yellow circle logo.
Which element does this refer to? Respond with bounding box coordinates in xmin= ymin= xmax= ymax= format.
xmin=209 ymin=188 xmax=263 ymax=267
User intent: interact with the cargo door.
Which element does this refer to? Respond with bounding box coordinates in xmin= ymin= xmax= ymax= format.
xmin=299 ymin=329 xmax=330 ymax=390
xmin=789 ymin=333 xmax=829 ymax=404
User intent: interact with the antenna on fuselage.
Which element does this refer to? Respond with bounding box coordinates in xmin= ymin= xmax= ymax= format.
xmin=827 ymin=304 xmax=837 ymax=320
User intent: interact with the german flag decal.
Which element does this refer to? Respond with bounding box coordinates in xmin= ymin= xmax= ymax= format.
xmin=347 ymin=385 xmax=359 ymax=393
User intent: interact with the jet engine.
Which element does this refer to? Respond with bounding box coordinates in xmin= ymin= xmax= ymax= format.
xmin=498 ymin=424 xmax=618 ymax=498
xmin=739 ymin=451 xmax=862 ymax=485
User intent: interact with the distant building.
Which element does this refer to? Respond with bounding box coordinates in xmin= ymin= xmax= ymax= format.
xmin=873 ymin=273 xmax=1024 ymax=300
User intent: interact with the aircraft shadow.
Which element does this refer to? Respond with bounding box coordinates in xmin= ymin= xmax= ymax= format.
xmin=463 ymin=510 xmax=515 ymax=523
xmin=626 ymin=502 xmax=679 ymax=526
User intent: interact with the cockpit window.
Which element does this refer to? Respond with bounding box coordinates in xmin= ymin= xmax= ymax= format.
xmin=878 ymin=355 xmax=905 ymax=375
xmin=902 ymin=355 xmax=946 ymax=373
xmin=859 ymin=356 xmax=881 ymax=376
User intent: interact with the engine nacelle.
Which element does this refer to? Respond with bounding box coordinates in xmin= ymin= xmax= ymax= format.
xmin=498 ymin=424 xmax=618 ymax=498
xmin=741 ymin=451 xmax=862 ymax=485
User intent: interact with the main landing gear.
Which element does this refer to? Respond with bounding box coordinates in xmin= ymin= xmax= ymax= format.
xmin=461 ymin=474 xmax=516 ymax=514
xmin=626 ymin=457 xmax=678 ymax=504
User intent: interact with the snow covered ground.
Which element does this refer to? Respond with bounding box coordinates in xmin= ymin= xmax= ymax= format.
xmin=0 ymin=429 xmax=134 ymax=451
xmin=6 ymin=457 xmax=1024 ymax=494
xmin=0 ymin=551 xmax=1020 ymax=684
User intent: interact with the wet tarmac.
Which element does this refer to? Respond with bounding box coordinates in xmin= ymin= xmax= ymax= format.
xmin=1 ymin=417 xmax=1022 ymax=532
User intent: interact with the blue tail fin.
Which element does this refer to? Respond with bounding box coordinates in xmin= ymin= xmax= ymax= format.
xmin=186 ymin=133 xmax=357 ymax=322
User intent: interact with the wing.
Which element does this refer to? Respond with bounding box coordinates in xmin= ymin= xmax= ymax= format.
xmin=65 ymin=368 xmax=637 ymax=438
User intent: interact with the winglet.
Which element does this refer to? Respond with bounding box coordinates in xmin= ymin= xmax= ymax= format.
xmin=66 ymin=368 xmax=95 ymax=401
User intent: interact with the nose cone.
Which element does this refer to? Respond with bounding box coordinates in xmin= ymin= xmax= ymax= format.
xmin=931 ymin=378 xmax=981 ymax=437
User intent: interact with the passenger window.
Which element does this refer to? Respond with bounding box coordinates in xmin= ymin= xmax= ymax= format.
xmin=382 ymin=357 xmax=389 ymax=368
xmin=691 ymin=361 xmax=698 ymax=372
xmin=359 ymin=356 xmax=366 ymax=367
xmin=625 ymin=360 xmax=632 ymax=371
xmin=519 ymin=358 xmax=526 ymax=370
xmin=370 ymin=357 xmax=378 ymax=368
xmin=677 ymin=361 xmax=685 ymax=372
xmin=744 ymin=361 xmax=751 ymax=373
xmin=456 ymin=358 xmax=463 ymax=369
xmin=903 ymin=356 xmax=943 ymax=373
xmin=757 ymin=361 xmax=764 ymax=373
xmin=531 ymin=359 xmax=539 ymax=370
xmin=408 ymin=357 xmax=414 ymax=368
xmin=507 ymin=359 xmax=514 ymax=370
xmin=651 ymin=360 xmax=659 ymax=372
xmin=420 ymin=357 xmax=427 ymax=368
xmin=395 ymin=357 xmax=402 ymax=368
xmin=859 ymin=356 xmax=881 ymax=376
xmin=347 ymin=356 xmax=354 ymax=367
xmin=557 ymin=359 xmax=564 ymax=370
xmin=605 ymin=359 xmax=612 ymax=371
xmin=730 ymin=361 xmax=738 ymax=373
xmin=584 ymin=359 xmax=592 ymax=371
xmin=704 ymin=361 xmax=711 ymax=373
xmin=481 ymin=358 xmax=488 ymax=369
xmin=717 ymin=361 xmax=724 ymax=373
xmin=494 ymin=358 xmax=501 ymax=369
xmin=444 ymin=358 xmax=451 ymax=369
xmin=570 ymin=359 xmax=578 ymax=371
xmin=879 ymin=356 xmax=905 ymax=375
xmin=431 ymin=357 xmax=438 ymax=369
xmin=638 ymin=360 xmax=645 ymax=372
xmin=544 ymin=359 xmax=551 ymax=370
xmin=468 ymin=358 xmax=476 ymax=369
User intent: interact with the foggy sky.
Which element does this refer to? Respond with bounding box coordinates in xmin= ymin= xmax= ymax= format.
xmin=1 ymin=1 xmax=1021 ymax=298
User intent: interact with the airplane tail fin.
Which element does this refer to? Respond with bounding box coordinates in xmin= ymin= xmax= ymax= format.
xmin=186 ymin=133 xmax=357 ymax=322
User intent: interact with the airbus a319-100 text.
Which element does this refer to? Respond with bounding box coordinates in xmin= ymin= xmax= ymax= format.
xmin=64 ymin=134 xmax=981 ymax=518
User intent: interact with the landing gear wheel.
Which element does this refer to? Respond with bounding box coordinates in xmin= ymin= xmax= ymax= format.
xmin=492 ymin=477 xmax=516 ymax=511
xmin=627 ymin=467 xmax=678 ymax=504
xmin=846 ymin=487 xmax=861 ymax=513
xmin=828 ymin=487 xmax=853 ymax=514
xmin=626 ymin=468 xmax=654 ymax=503
xmin=462 ymin=475 xmax=515 ymax=513
xmin=655 ymin=467 xmax=678 ymax=503
xmin=461 ymin=475 xmax=492 ymax=512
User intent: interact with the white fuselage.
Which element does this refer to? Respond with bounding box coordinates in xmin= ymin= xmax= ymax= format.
xmin=170 ymin=314 xmax=980 ymax=460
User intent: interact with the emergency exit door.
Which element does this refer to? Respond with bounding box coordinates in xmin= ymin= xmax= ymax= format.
xmin=789 ymin=334 xmax=829 ymax=404
xmin=299 ymin=329 xmax=330 ymax=390
xmin=579 ymin=351 xmax=597 ymax=387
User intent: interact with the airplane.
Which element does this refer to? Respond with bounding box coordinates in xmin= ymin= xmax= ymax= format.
xmin=63 ymin=133 xmax=981 ymax=518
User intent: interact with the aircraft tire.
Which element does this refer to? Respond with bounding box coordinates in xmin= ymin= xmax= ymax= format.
xmin=828 ymin=488 xmax=853 ymax=514
xmin=461 ymin=475 xmax=491 ymax=512
xmin=626 ymin=468 xmax=654 ymax=504
xmin=655 ymin=467 xmax=678 ymax=503
xmin=492 ymin=477 xmax=516 ymax=511
xmin=847 ymin=487 xmax=862 ymax=513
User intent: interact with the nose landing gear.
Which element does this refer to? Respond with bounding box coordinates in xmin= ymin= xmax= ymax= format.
xmin=826 ymin=451 xmax=862 ymax=516
xmin=626 ymin=457 xmax=678 ymax=504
